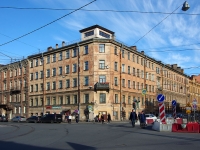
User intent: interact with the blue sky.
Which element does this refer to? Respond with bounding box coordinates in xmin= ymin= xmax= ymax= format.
xmin=0 ymin=0 xmax=200 ymax=76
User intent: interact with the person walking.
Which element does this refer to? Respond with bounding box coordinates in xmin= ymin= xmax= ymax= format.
xmin=107 ymin=113 xmax=111 ymax=124
xmin=98 ymin=113 xmax=101 ymax=123
xmin=75 ymin=114 xmax=79 ymax=123
xmin=129 ymin=109 xmax=137 ymax=127
xmin=101 ymin=114 xmax=104 ymax=124
xmin=140 ymin=111 xmax=146 ymax=128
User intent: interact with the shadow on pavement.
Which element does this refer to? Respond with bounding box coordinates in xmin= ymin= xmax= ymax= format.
xmin=67 ymin=142 xmax=96 ymax=150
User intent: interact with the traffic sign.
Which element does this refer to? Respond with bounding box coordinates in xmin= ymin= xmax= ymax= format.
xmin=193 ymin=99 xmax=197 ymax=105
xmin=142 ymin=89 xmax=147 ymax=95
xmin=172 ymin=100 xmax=177 ymax=106
xmin=157 ymin=94 xmax=165 ymax=103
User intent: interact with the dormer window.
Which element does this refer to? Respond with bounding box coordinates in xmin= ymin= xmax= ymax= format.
xmin=99 ymin=31 xmax=110 ymax=38
xmin=84 ymin=30 xmax=94 ymax=37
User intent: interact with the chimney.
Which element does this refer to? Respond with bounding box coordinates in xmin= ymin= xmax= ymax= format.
xmin=177 ymin=67 xmax=181 ymax=72
xmin=141 ymin=51 xmax=144 ymax=55
xmin=47 ymin=46 xmax=53 ymax=51
xmin=62 ymin=41 xmax=65 ymax=47
xmin=56 ymin=44 xmax=59 ymax=49
xmin=130 ymin=46 xmax=137 ymax=51
xmin=181 ymin=69 xmax=184 ymax=73
xmin=171 ymin=64 xmax=177 ymax=69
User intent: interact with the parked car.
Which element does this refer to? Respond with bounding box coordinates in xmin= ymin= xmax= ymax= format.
xmin=26 ymin=116 xmax=41 ymax=123
xmin=0 ymin=115 xmax=8 ymax=122
xmin=145 ymin=114 xmax=157 ymax=121
xmin=40 ymin=114 xmax=62 ymax=123
xmin=12 ymin=116 xmax=26 ymax=122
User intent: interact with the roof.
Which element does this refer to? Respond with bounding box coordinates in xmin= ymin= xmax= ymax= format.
xmin=79 ymin=25 xmax=115 ymax=34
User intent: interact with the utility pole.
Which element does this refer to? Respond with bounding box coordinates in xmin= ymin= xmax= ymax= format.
xmin=120 ymin=44 xmax=122 ymax=121
xmin=42 ymin=53 xmax=45 ymax=116
xmin=77 ymin=43 xmax=80 ymax=121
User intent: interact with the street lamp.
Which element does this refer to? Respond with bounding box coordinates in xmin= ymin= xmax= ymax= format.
xmin=182 ymin=1 xmax=190 ymax=11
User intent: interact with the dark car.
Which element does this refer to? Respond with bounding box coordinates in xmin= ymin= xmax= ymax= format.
xmin=26 ymin=116 xmax=41 ymax=123
xmin=0 ymin=115 xmax=8 ymax=122
xmin=40 ymin=114 xmax=62 ymax=123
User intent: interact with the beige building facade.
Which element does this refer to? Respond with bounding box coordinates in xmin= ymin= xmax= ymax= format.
xmin=0 ymin=25 xmax=198 ymax=120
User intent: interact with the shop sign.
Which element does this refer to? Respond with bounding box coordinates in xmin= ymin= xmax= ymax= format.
xmin=46 ymin=106 xmax=52 ymax=109
xmin=52 ymin=106 xmax=62 ymax=109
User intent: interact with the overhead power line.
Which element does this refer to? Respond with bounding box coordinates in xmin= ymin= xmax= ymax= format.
xmin=0 ymin=0 xmax=96 ymax=47
xmin=0 ymin=7 xmax=199 ymax=16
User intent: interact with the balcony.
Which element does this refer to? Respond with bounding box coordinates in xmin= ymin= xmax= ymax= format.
xmin=94 ymin=82 xmax=109 ymax=92
xmin=10 ymin=86 xmax=21 ymax=94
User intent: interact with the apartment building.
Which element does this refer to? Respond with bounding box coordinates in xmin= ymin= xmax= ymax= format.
xmin=0 ymin=60 xmax=29 ymax=119
xmin=0 ymin=25 xmax=196 ymax=120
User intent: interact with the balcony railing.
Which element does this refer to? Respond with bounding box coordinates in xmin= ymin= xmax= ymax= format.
xmin=94 ymin=82 xmax=109 ymax=92
xmin=10 ymin=86 xmax=21 ymax=94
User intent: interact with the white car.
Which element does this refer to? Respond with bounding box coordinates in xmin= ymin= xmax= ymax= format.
xmin=12 ymin=116 xmax=27 ymax=122
xmin=145 ymin=114 xmax=157 ymax=121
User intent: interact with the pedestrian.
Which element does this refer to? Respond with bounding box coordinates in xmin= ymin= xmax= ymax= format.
xmin=98 ymin=113 xmax=101 ymax=122
xmin=68 ymin=114 xmax=72 ymax=124
xmin=140 ymin=111 xmax=146 ymax=128
xmin=138 ymin=112 xmax=141 ymax=123
xmin=101 ymin=114 xmax=104 ymax=124
xmin=129 ymin=109 xmax=137 ymax=127
xmin=107 ymin=113 xmax=111 ymax=124
xmin=75 ymin=114 xmax=79 ymax=123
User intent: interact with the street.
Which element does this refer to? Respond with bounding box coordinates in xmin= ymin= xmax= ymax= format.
xmin=0 ymin=121 xmax=200 ymax=150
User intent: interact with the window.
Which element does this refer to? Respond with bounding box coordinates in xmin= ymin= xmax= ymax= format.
xmin=84 ymin=61 xmax=88 ymax=70
xmin=99 ymin=44 xmax=105 ymax=53
xmin=99 ymin=75 xmax=106 ymax=83
xmin=59 ymin=67 xmax=62 ymax=75
xmin=128 ymin=52 xmax=130 ymax=60
xmin=30 ymin=85 xmax=33 ymax=92
xmin=30 ymin=99 xmax=33 ymax=106
xmin=73 ymin=78 xmax=77 ymax=87
xmin=53 ymin=54 xmax=56 ymax=62
xmin=141 ymin=58 xmax=143 ymax=66
xmin=141 ymin=70 xmax=144 ymax=78
xmin=73 ymin=48 xmax=77 ymax=57
xmin=122 ymin=64 xmax=125 ymax=73
xmin=59 ymin=96 xmax=63 ymax=105
xmin=149 ymin=62 xmax=151 ymax=69
xmin=52 ymin=81 xmax=56 ymax=90
xmin=115 ymin=94 xmax=118 ymax=103
xmin=133 ymin=68 xmax=135 ymax=76
xmin=35 ymin=59 xmax=38 ymax=66
xmin=73 ymin=64 xmax=77 ymax=72
xmin=52 ymin=68 xmax=56 ymax=76
xmin=84 ymin=94 xmax=89 ymax=103
xmin=35 ymin=72 xmax=38 ymax=80
xmin=66 ymin=79 xmax=70 ymax=88
xmin=35 ymin=98 xmax=38 ymax=106
xmin=114 ymin=46 xmax=117 ymax=55
xmin=47 ymin=69 xmax=50 ymax=77
xmin=66 ymin=95 xmax=70 ymax=104
xmin=152 ymin=74 xmax=154 ymax=81
xmin=66 ymin=65 xmax=70 ymax=74
xmin=99 ymin=60 xmax=105 ymax=69
xmin=40 ymin=58 xmax=43 ymax=66
xmin=114 ymin=77 xmax=118 ymax=86
xmin=35 ymin=84 xmax=38 ymax=92
xmin=137 ymin=82 xmax=140 ymax=90
xmin=137 ymin=56 xmax=139 ymax=64
xmin=30 ymin=73 xmax=33 ymax=80
xmin=59 ymin=52 xmax=62 ymax=60
xmin=40 ymin=71 xmax=43 ymax=79
xmin=47 ymin=97 xmax=50 ymax=105
xmin=84 ymin=76 xmax=89 ymax=86
xmin=40 ymin=83 xmax=43 ymax=91
xmin=128 ymin=96 xmax=131 ymax=104
xmin=128 ymin=80 xmax=131 ymax=88
xmin=152 ymin=63 xmax=154 ymax=70
xmin=122 ymin=95 xmax=125 ymax=103
xmin=128 ymin=66 xmax=130 ymax=74
xmin=66 ymin=50 xmax=70 ymax=59
xmin=146 ymin=72 xmax=148 ymax=80
xmin=122 ymin=79 xmax=125 ymax=87
xmin=99 ymin=31 xmax=110 ymax=38
xmin=137 ymin=69 xmax=140 ymax=77
xmin=73 ymin=95 xmax=77 ymax=104
xmin=114 ymin=62 xmax=117 ymax=71
xmin=47 ymin=55 xmax=50 ymax=64
xmin=15 ymin=69 xmax=17 ymax=76
xmin=122 ymin=50 xmax=124 ymax=58
xmin=84 ymin=30 xmax=94 ymax=37
xmin=84 ymin=45 xmax=88 ymax=54
xmin=30 ymin=60 xmax=33 ymax=68
xmin=133 ymin=81 xmax=135 ymax=89
xmin=53 ymin=97 xmax=56 ymax=105
xmin=59 ymin=80 xmax=62 ymax=89
xmin=132 ymin=54 xmax=135 ymax=62
xmin=100 ymin=93 xmax=106 ymax=103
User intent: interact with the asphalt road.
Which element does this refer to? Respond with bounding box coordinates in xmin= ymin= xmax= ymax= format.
xmin=0 ymin=121 xmax=200 ymax=150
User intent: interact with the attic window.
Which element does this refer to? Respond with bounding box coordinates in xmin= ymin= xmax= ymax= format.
xmin=99 ymin=31 xmax=110 ymax=38
xmin=84 ymin=30 xmax=94 ymax=37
